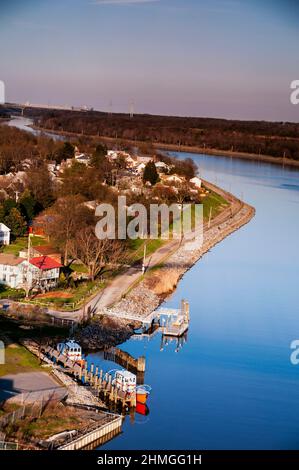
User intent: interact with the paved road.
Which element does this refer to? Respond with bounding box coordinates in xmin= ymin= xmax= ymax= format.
xmin=0 ymin=371 xmax=66 ymax=403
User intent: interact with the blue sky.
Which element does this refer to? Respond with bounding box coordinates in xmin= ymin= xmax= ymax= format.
xmin=0 ymin=0 xmax=298 ymax=121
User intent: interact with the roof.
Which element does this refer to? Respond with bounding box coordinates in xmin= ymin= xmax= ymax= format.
xmin=155 ymin=161 xmax=169 ymax=168
xmin=115 ymin=370 xmax=136 ymax=380
xmin=0 ymin=223 xmax=10 ymax=232
xmin=0 ymin=254 xmax=25 ymax=266
xmin=33 ymin=245 xmax=59 ymax=256
xmin=190 ymin=177 xmax=202 ymax=185
xmin=29 ymin=256 xmax=62 ymax=270
xmin=65 ymin=340 xmax=81 ymax=350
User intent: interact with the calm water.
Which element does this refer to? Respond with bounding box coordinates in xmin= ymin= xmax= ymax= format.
xmin=7 ymin=118 xmax=299 ymax=449
xmin=6 ymin=116 xmax=65 ymax=141
xmin=88 ymin=153 xmax=299 ymax=450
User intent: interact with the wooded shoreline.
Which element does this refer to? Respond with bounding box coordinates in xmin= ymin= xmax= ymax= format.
xmin=32 ymin=124 xmax=299 ymax=169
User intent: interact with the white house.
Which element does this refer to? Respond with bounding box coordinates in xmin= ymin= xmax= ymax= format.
xmin=0 ymin=223 xmax=11 ymax=245
xmin=75 ymin=153 xmax=90 ymax=165
xmin=190 ymin=177 xmax=202 ymax=189
xmin=163 ymin=174 xmax=184 ymax=184
xmin=107 ymin=150 xmax=135 ymax=168
xmin=29 ymin=256 xmax=62 ymax=290
xmin=155 ymin=161 xmax=170 ymax=173
xmin=136 ymin=162 xmax=146 ymax=174
xmin=0 ymin=254 xmax=27 ymax=289
xmin=0 ymin=254 xmax=61 ymax=291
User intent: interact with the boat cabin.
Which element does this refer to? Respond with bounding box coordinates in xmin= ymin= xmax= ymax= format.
xmin=114 ymin=370 xmax=136 ymax=393
xmin=57 ymin=340 xmax=82 ymax=361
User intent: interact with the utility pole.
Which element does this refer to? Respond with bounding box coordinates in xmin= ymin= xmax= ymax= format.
xmin=208 ymin=206 xmax=213 ymax=229
xmin=25 ymin=230 xmax=32 ymax=299
xmin=142 ymin=243 xmax=147 ymax=274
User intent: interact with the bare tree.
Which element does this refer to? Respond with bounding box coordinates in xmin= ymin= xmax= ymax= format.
xmin=69 ymin=226 xmax=125 ymax=280
xmin=45 ymin=196 xmax=94 ymax=264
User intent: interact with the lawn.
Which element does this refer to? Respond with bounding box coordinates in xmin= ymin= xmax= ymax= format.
xmin=2 ymin=236 xmax=48 ymax=256
xmin=0 ymin=342 xmax=41 ymax=377
xmin=0 ymin=285 xmax=25 ymax=300
xmin=202 ymin=190 xmax=229 ymax=220
xmin=28 ymin=279 xmax=105 ymax=310
xmin=128 ymin=238 xmax=165 ymax=263
xmin=69 ymin=262 xmax=89 ymax=274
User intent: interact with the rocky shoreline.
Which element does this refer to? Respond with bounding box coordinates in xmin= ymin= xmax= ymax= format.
xmin=104 ymin=192 xmax=255 ymax=324
xmin=73 ymin=184 xmax=255 ymax=349
xmin=75 ymin=316 xmax=138 ymax=351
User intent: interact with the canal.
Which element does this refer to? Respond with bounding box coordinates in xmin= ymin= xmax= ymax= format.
xmin=90 ymin=153 xmax=299 ymax=450
xmin=7 ymin=117 xmax=299 ymax=449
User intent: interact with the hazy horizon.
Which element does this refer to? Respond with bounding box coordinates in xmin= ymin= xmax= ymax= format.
xmin=1 ymin=0 xmax=299 ymax=122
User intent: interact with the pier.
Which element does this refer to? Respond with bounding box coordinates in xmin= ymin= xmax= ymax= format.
xmin=161 ymin=300 xmax=190 ymax=337
xmin=103 ymin=299 xmax=190 ymax=334
xmin=43 ymin=346 xmax=140 ymax=409
xmin=104 ymin=347 xmax=145 ymax=383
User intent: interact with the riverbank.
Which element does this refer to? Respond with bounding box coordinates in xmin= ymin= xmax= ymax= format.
xmin=31 ymin=124 xmax=299 ymax=169
xmin=104 ymin=182 xmax=255 ymax=321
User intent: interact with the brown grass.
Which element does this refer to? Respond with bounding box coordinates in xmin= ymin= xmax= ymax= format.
xmin=35 ymin=291 xmax=73 ymax=299
xmin=145 ymin=268 xmax=181 ymax=296
xmin=4 ymin=402 xmax=99 ymax=442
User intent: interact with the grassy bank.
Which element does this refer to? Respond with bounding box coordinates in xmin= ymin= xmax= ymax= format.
xmin=0 ymin=342 xmax=41 ymax=377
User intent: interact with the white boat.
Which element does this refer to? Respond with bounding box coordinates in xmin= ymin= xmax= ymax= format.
xmin=57 ymin=340 xmax=82 ymax=361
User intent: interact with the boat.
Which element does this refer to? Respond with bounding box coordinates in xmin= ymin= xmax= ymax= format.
xmin=113 ymin=370 xmax=136 ymax=393
xmin=136 ymin=402 xmax=149 ymax=416
xmin=57 ymin=340 xmax=83 ymax=363
xmin=111 ymin=369 xmax=151 ymax=405
xmin=136 ymin=385 xmax=151 ymax=404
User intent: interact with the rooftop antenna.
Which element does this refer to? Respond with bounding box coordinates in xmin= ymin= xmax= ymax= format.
xmin=129 ymin=100 xmax=134 ymax=119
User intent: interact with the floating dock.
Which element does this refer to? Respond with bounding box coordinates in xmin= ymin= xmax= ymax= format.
xmin=102 ymin=299 xmax=189 ymax=328
xmin=161 ymin=300 xmax=190 ymax=337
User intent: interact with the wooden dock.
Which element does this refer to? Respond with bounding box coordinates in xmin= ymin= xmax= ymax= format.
xmin=104 ymin=347 xmax=145 ymax=383
xmin=103 ymin=299 xmax=190 ymax=332
xmin=161 ymin=300 xmax=190 ymax=337
xmin=43 ymin=346 xmax=139 ymax=409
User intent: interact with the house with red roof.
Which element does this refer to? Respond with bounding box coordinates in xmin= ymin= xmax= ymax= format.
xmin=0 ymin=254 xmax=62 ymax=291
xmin=29 ymin=256 xmax=62 ymax=290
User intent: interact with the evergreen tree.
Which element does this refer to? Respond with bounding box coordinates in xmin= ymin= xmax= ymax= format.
xmin=55 ymin=142 xmax=75 ymax=164
xmin=19 ymin=189 xmax=37 ymax=222
xmin=4 ymin=208 xmax=27 ymax=238
xmin=143 ymin=161 xmax=159 ymax=186
xmin=91 ymin=143 xmax=107 ymax=168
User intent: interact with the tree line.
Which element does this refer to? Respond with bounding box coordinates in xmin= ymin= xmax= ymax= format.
xmin=29 ymin=108 xmax=299 ymax=161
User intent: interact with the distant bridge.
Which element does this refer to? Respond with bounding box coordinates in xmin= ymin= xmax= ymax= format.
xmin=1 ymin=102 xmax=94 ymax=114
